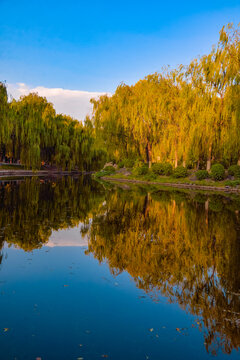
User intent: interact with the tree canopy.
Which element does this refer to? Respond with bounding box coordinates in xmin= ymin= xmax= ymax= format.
xmin=91 ymin=24 xmax=240 ymax=169
xmin=1 ymin=24 xmax=239 ymax=171
xmin=0 ymin=86 xmax=106 ymax=170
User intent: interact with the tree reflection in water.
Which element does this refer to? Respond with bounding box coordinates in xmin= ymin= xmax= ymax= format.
xmin=83 ymin=187 xmax=240 ymax=356
xmin=0 ymin=178 xmax=239 ymax=356
xmin=0 ymin=176 xmax=104 ymax=251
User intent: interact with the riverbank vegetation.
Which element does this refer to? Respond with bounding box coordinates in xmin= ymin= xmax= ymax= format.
xmin=94 ymin=160 xmax=240 ymax=190
xmin=1 ymin=24 xmax=240 ymax=174
xmin=91 ymin=24 xmax=240 ymax=172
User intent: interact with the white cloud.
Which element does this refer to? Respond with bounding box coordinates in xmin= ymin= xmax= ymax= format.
xmin=7 ymin=83 xmax=110 ymax=121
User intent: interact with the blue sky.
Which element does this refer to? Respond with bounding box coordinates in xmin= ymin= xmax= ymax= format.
xmin=0 ymin=0 xmax=240 ymax=119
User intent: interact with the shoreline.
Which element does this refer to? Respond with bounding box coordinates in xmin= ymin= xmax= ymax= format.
xmin=101 ymin=176 xmax=240 ymax=193
xmin=0 ymin=170 xmax=91 ymax=180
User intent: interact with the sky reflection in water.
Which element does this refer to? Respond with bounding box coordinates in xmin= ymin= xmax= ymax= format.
xmin=0 ymin=176 xmax=239 ymax=360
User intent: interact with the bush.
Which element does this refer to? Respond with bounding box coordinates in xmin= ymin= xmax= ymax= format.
xmin=172 ymin=166 xmax=188 ymax=178
xmin=103 ymin=165 xmax=116 ymax=173
xmin=94 ymin=169 xmax=114 ymax=178
xmin=152 ymin=162 xmax=173 ymax=176
xmin=195 ymin=170 xmax=209 ymax=180
xmin=132 ymin=164 xmax=149 ymax=176
xmin=228 ymin=165 xmax=240 ymax=178
xmin=152 ymin=163 xmax=164 ymax=175
xmin=118 ymin=160 xmax=125 ymax=168
xmin=123 ymin=158 xmax=135 ymax=168
xmin=163 ymin=163 xmax=173 ymax=176
xmin=132 ymin=160 xmax=149 ymax=176
xmin=210 ymin=164 xmax=225 ymax=181
xmin=144 ymin=171 xmax=157 ymax=181
xmin=133 ymin=159 xmax=144 ymax=168
xmin=225 ymin=180 xmax=240 ymax=187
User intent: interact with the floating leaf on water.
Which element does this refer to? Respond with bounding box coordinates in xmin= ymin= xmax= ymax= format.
xmin=176 ymin=328 xmax=181 ymax=332
xmin=4 ymin=328 xmax=9 ymax=332
xmin=101 ymin=355 xmax=108 ymax=358
xmin=63 ymin=285 xmax=69 ymax=287
xmin=77 ymin=358 xmax=84 ymax=360
xmin=149 ymin=328 xmax=154 ymax=332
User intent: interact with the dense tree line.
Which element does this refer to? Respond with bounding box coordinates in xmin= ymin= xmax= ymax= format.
xmin=91 ymin=24 xmax=240 ymax=170
xmin=0 ymin=84 xmax=106 ymax=170
xmin=1 ymin=24 xmax=239 ymax=171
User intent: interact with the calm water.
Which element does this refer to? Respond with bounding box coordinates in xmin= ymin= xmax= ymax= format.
xmin=0 ymin=176 xmax=239 ymax=360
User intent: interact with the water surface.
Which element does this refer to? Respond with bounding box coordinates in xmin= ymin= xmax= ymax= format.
xmin=0 ymin=177 xmax=239 ymax=359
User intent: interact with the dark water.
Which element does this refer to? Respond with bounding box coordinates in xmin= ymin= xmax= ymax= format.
xmin=0 ymin=176 xmax=239 ymax=360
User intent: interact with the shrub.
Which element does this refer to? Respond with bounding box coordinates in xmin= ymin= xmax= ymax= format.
xmin=172 ymin=166 xmax=188 ymax=178
xmin=152 ymin=162 xmax=173 ymax=176
xmin=195 ymin=170 xmax=209 ymax=180
xmin=103 ymin=165 xmax=116 ymax=173
xmin=118 ymin=160 xmax=125 ymax=168
xmin=225 ymin=180 xmax=240 ymax=187
xmin=132 ymin=164 xmax=149 ymax=176
xmin=144 ymin=171 xmax=157 ymax=181
xmin=133 ymin=159 xmax=144 ymax=168
xmin=152 ymin=163 xmax=164 ymax=175
xmin=162 ymin=163 xmax=173 ymax=176
xmin=94 ymin=169 xmax=113 ymax=178
xmin=124 ymin=158 xmax=135 ymax=168
xmin=228 ymin=165 xmax=240 ymax=178
xmin=210 ymin=164 xmax=225 ymax=181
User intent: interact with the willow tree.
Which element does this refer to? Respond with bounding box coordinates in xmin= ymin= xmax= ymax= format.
xmin=129 ymin=74 xmax=168 ymax=167
xmin=189 ymin=24 xmax=240 ymax=169
xmin=90 ymin=23 xmax=240 ymax=170
xmin=0 ymin=82 xmax=11 ymax=161
xmin=9 ymin=93 xmax=56 ymax=169
xmin=0 ymin=87 xmax=103 ymax=171
xmin=217 ymin=24 xmax=240 ymax=164
xmin=91 ymin=85 xmax=136 ymax=162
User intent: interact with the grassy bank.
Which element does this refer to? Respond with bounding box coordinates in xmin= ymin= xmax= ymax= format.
xmin=94 ymin=169 xmax=240 ymax=193
xmin=0 ymin=164 xmax=25 ymax=170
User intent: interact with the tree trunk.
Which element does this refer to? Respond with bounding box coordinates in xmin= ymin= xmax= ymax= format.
xmin=146 ymin=142 xmax=152 ymax=168
xmin=206 ymin=144 xmax=212 ymax=171
xmin=183 ymin=160 xmax=186 ymax=167
xmin=238 ymin=158 xmax=240 ymax=166
xmin=174 ymin=149 xmax=178 ymax=168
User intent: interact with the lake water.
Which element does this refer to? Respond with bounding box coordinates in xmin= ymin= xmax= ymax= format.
xmin=0 ymin=176 xmax=239 ymax=360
